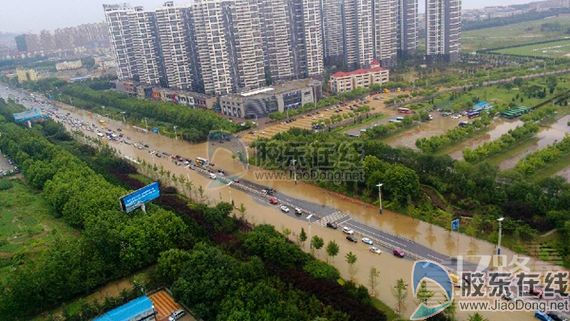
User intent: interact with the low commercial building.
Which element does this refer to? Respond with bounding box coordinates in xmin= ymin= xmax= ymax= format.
xmin=93 ymin=295 xmax=156 ymax=321
xmin=56 ymin=60 xmax=83 ymax=71
xmin=220 ymin=79 xmax=322 ymax=118
xmin=329 ymin=60 xmax=389 ymax=94
xmin=149 ymin=88 xmax=216 ymax=109
xmin=16 ymin=69 xmax=38 ymax=83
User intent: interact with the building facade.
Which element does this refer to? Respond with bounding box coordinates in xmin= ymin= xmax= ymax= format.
xmin=104 ymin=4 xmax=138 ymax=81
xmin=220 ymin=78 xmax=322 ymax=118
xmin=396 ymin=0 xmax=418 ymax=56
xmin=426 ymin=0 xmax=461 ymax=62
xmin=329 ymin=60 xmax=389 ymax=93
xmin=321 ymin=0 xmax=344 ymax=66
xmin=129 ymin=6 xmax=164 ymax=86
xmin=155 ymin=2 xmax=195 ymax=90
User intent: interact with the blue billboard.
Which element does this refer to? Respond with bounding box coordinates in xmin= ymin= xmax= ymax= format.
xmin=13 ymin=109 xmax=46 ymax=123
xmin=120 ymin=182 xmax=160 ymax=213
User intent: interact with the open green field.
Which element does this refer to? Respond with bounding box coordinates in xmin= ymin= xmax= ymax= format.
xmin=493 ymin=38 xmax=570 ymax=58
xmin=462 ymin=14 xmax=570 ymax=51
xmin=0 ymin=178 xmax=77 ymax=281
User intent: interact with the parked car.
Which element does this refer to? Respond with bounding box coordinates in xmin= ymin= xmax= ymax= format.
xmin=269 ymin=197 xmax=279 ymax=205
xmin=169 ymin=309 xmax=185 ymax=321
xmin=547 ymin=312 xmax=568 ymax=321
xmin=294 ymin=207 xmax=302 ymax=215
xmin=342 ymin=226 xmax=354 ymax=235
xmin=362 ymin=237 xmax=373 ymax=245
xmin=209 ymin=173 xmax=217 ymax=180
xmin=369 ymin=246 xmax=382 ymax=254
xmin=393 ymin=248 xmax=405 ymax=258
xmin=280 ymin=205 xmax=290 ymax=213
xmin=346 ymin=235 xmax=358 ymax=243
xmin=326 ymin=222 xmax=338 ymax=229
xmin=535 ymin=310 xmax=554 ymax=321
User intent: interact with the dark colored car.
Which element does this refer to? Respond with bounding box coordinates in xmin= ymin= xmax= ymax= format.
xmin=326 ymin=222 xmax=338 ymax=229
xmin=393 ymin=248 xmax=405 ymax=258
xmin=346 ymin=235 xmax=358 ymax=243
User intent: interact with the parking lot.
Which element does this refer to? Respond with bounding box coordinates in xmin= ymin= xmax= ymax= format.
xmin=149 ymin=290 xmax=196 ymax=321
xmin=0 ymin=152 xmax=17 ymax=177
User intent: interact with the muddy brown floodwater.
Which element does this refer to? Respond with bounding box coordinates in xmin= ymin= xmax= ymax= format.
xmin=382 ymin=113 xmax=460 ymax=150
xmin=6 ymin=88 xmax=559 ymax=321
xmin=500 ymin=115 xmax=570 ymax=170
xmin=447 ymin=119 xmax=524 ymax=160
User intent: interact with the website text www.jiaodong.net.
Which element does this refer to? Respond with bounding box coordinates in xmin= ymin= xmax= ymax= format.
xmin=252 ymin=169 xmax=365 ymax=183
xmin=458 ymin=298 xmax=569 ymax=312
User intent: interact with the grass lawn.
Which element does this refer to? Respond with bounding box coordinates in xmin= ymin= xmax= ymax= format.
xmin=462 ymin=15 xmax=570 ymax=51
xmin=494 ymin=39 xmax=570 ymax=59
xmin=0 ymin=178 xmax=77 ymax=282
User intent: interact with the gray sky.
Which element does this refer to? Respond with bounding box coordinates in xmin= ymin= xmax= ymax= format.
xmin=0 ymin=0 xmax=536 ymax=34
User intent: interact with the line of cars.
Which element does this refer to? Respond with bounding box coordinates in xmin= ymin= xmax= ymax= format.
xmin=324 ymin=224 xmax=406 ymax=257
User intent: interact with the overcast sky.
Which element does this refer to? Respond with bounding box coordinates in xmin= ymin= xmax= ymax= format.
xmin=0 ymin=0 xmax=536 ymax=34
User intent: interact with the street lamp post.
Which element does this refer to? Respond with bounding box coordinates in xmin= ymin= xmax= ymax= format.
xmin=496 ymin=217 xmax=504 ymax=255
xmin=144 ymin=117 xmax=149 ymax=131
xmin=307 ymin=214 xmax=314 ymax=248
xmin=227 ymin=181 xmax=233 ymax=205
xmin=121 ymin=111 xmax=126 ymax=123
xmin=173 ymin=125 xmax=178 ymax=140
xmin=376 ymin=183 xmax=383 ymax=214
xmin=291 ymin=159 xmax=297 ymax=185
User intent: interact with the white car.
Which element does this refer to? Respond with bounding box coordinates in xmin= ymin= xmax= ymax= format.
xmin=342 ymin=226 xmax=354 ymax=235
xmin=209 ymin=173 xmax=217 ymax=180
xmin=280 ymin=205 xmax=290 ymax=213
xmin=168 ymin=309 xmax=185 ymax=321
xmin=362 ymin=237 xmax=373 ymax=245
xmin=369 ymin=246 xmax=382 ymax=254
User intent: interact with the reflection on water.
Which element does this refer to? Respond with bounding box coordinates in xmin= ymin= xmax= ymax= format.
xmin=383 ymin=113 xmax=461 ymax=150
xmin=500 ymin=115 xmax=570 ymax=169
xmin=448 ymin=119 xmax=524 ymax=160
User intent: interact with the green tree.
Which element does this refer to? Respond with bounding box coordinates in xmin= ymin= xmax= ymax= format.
xmin=311 ymin=235 xmax=324 ymax=256
xmin=392 ymin=278 xmax=408 ymax=314
xmin=368 ymin=267 xmax=380 ymax=296
xmin=299 ymin=228 xmax=307 ymax=248
xmin=416 ymin=280 xmax=434 ymax=304
xmin=326 ymin=240 xmax=339 ymax=263
xmin=468 ymin=313 xmax=488 ymax=321
xmin=345 ymin=251 xmax=357 ymax=280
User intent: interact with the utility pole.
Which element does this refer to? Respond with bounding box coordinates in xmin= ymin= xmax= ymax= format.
xmin=307 ymin=214 xmax=314 ymax=248
xmin=291 ymin=159 xmax=297 ymax=184
xmin=376 ymin=183 xmax=383 ymax=214
xmin=496 ymin=217 xmax=504 ymax=255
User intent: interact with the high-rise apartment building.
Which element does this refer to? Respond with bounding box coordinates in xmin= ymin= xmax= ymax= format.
xmin=128 ymin=6 xmax=164 ymax=86
xmin=341 ymin=0 xmax=374 ymax=70
xmin=373 ymin=0 xmax=397 ymax=66
xmin=226 ymin=0 xmax=266 ymax=90
xmin=259 ymin=0 xmax=324 ymax=82
xmin=396 ymin=0 xmax=418 ymax=56
xmin=155 ymin=2 xmax=195 ymax=90
xmin=321 ymin=0 xmax=344 ymax=66
xmin=426 ymin=0 xmax=461 ymax=62
xmin=104 ymin=4 xmax=138 ymax=81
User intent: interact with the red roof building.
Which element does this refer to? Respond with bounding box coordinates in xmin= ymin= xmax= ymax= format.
xmin=329 ymin=60 xmax=389 ymax=94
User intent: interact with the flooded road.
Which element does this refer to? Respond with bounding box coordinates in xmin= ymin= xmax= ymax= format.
xmin=499 ymin=115 xmax=570 ymax=170
xmin=447 ymin=119 xmax=524 ymax=160
xmin=382 ymin=113 xmax=459 ymax=150
xmin=1 ymin=85 xmax=557 ymax=321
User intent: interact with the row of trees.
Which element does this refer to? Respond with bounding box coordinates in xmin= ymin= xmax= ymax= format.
xmin=416 ymin=115 xmax=493 ymax=153
xmin=0 ymin=108 xmax=192 ymax=319
xmin=514 ymin=135 xmax=570 ymax=175
xmin=463 ymin=122 xmax=540 ymax=163
xmin=15 ymin=78 xmax=238 ymax=142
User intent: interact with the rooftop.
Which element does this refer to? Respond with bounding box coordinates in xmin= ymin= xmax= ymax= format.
xmin=331 ymin=66 xmax=386 ymax=78
xmin=93 ymin=296 xmax=154 ymax=321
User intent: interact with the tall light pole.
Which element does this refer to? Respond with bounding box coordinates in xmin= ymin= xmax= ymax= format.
xmin=227 ymin=181 xmax=233 ymax=205
xmin=121 ymin=111 xmax=126 ymax=123
xmin=307 ymin=214 xmax=314 ymax=248
xmin=376 ymin=183 xmax=383 ymax=214
xmin=144 ymin=117 xmax=149 ymax=131
xmin=291 ymin=159 xmax=297 ymax=184
xmin=173 ymin=125 xmax=178 ymax=140
xmin=496 ymin=217 xmax=504 ymax=255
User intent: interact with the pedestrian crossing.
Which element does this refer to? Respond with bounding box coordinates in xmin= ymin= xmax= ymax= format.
xmin=317 ymin=211 xmax=351 ymax=226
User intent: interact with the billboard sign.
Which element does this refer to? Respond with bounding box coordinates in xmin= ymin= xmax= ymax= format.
xmin=120 ymin=182 xmax=160 ymax=213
